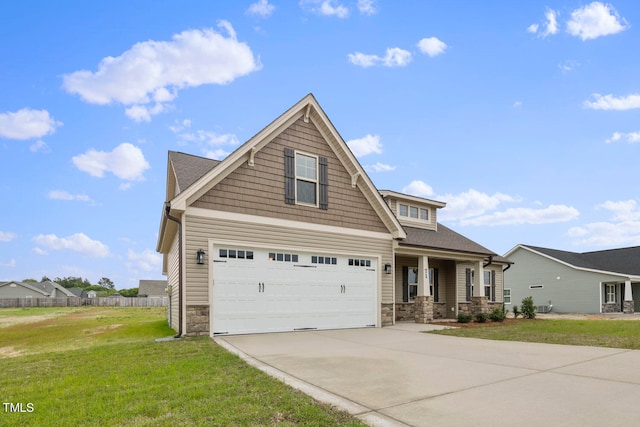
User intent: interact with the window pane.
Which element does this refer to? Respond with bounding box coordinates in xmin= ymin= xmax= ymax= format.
xmin=220 ymin=249 xmax=227 ymax=258
xmin=276 ymin=253 xmax=283 ymax=261
xmin=410 ymin=206 xmax=419 ymax=218
xmin=292 ymin=254 xmax=299 ymax=262
xmin=285 ymin=253 xmax=291 ymax=262
xmin=484 ymin=271 xmax=491 ymax=285
xmin=269 ymin=252 xmax=275 ymax=261
xmin=420 ymin=209 xmax=428 ymax=220
xmin=238 ymin=250 xmax=245 ymax=259
xmin=399 ymin=204 xmax=408 ymax=216
xmin=504 ymin=289 xmax=511 ymax=303
xmin=296 ymin=153 xmax=316 ymax=179
xmin=229 ymin=250 xmax=236 ymax=259
xmin=296 ymin=179 xmax=316 ymax=204
xmin=408 ymin=268 xmax=418 ymax=284
xmin=246 ymin=251 xmax=253 ymax=260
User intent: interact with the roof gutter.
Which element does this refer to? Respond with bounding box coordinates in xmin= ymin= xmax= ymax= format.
xmin=483 ymin=255 xmax=493 ymax=268
xmin=164 ymin=202 xmax=183 ymax=338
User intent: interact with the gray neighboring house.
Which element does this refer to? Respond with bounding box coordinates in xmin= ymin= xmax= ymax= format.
xmin=505 ymin=244 xmax=640 ymax=314
xmin=0 ymin=281 xmax=76 ymax=298
xmin=138 ymin=280 xmax=167 ymax=297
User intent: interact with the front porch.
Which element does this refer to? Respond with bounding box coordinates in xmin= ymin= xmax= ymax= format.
xmin=393 ymin=253 xmax=506 ymax=323
xmin=602 ymin=280 xmax=638 ymax=314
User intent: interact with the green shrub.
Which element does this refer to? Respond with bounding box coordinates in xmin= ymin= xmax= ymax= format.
xmin=474 ymin=312 xmax=488 ymax=323
xmin=489 ymin=306 xmax=506 ymax=322
xmin=513 ymin=305 xmax=521 ymax=318
xmin=521 ymin=296 xmax=536 ymax=319
xmin=457 ymin=313 xmax=473 ymax=323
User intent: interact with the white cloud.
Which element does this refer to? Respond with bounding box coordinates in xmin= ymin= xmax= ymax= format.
xmin=0 ymin=108 xmax=62 ymax=140
xmin=402 ymin=180 xmax=434 ymax=198
xmin=172 ymin=126 xmax=240 ymax=159
xmin=72 ymin=143 xmax=150 ymax=181
xmin=558 ymin=60 xmax=580 ymax=73
xmin=32 ymin=247 xmax=48 ymax=255
xmin=460 ymin=205 xmax=580 ymax=226
xmin=346 ymin=134 xmax=382 ymax=157
xmin=438 ymin=189 xmax=517 ymax=222
xmin=567 ymin=2 xmax=629 ymax=40
xmin=568 ymin=199 xmax=640 ymax=247
xmin=0 ymin=231 xmax=17 ymax=242
xmin=347 ymin=52 xmax=379 ymax=68
xmin=584 ymin=93 xmax=640 ymax=110
xmin=513 ymin=101 xmax=522 ymax=108
xmin=247 ymin=0 xmax=275 ymax=17
xmin=48 ymin=190 xmax=93 ymax=203
xmin=417 ymin=37 xmax=447 ymax=57
xmin=606 ymin=131 xmax=640 ymax=144
xmin=528 ymin=8 xmax=559 ymax=38
xmin=301 ymin=0 xmax=349 ymax=18
xmin=127 ymin=249 xmax=162 ymax=272
xmin=33 ymin=233 xmax=110 ymax=258
xmin=368 ymin=162 xmax=396 ymax=172
xmin=29 ymin=140 xmax=49 ymax=153
xmin=357 ymin=0 xmax=376 ymax=15
xmin=348 ymin=48 xmax=412 ymax=68
xmin=0 ymin=258 xmax=16 ymax=267
xmin=62 ymin=22 xmax=261 ymax=120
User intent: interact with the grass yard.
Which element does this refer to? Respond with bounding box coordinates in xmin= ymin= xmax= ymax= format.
xmin=429 ymin=318 xmax=640 ymax=349
xmin=0 ymin=307 xmax=366 ymax=427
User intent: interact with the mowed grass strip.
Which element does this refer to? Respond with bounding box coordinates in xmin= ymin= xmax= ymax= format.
xmin=429 ymin=318 xmax=640 ymax=349
xmin=0 ymin=307 xmax=366 ymax=427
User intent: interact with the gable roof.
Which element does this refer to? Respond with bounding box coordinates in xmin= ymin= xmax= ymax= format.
xmin=508 ymin=244 xmax=640 ymax=277
xmin=400 ymin=224 xmax=510 ymax=263
xmin=169 ymin=151 xmax=221 ymax=196
xmin=0 ymin=280 xmax=75 ymax=297
xmin=158 ymin=93 xmax=406 ymax=253
xmin=0 ymin=281 xmax=51 ymax=296
xmin=138 ymin=279 xmax=167 ymax=296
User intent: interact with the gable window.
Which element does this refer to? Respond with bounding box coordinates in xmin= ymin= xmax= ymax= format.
xmin=398 ymin=203 xmax=429 ymax=222
xmin=284 ymin=148 xmax=328 ymax=209
xmin=295 ymin=153 xmax=317 ymax=205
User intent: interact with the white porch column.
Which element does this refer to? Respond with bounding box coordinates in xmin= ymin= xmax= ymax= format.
xmin=625 ymin=280 xmax=633 ymax=301
xmin=417 ymin=256 xmax=430 ymax=297
xmin=473 ymin=260 xmax=484 ymax=297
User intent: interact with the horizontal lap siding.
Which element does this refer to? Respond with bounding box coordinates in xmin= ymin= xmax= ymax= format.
xmin=193 ymin=117 xmax=388 ymax=234
xmin=168 ymin=234 xmax=180 ymax=332
xmin=184 ymin=214 xmax=394 ymax=305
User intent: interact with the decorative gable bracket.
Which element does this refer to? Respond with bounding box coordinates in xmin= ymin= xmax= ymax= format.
xmin=304 ymin=104 xmax=312 ymax=123
xmin=248 ymin=147 xmax=257 ymax=167
xmin=351 ymin=171 xmax=360 ymax=188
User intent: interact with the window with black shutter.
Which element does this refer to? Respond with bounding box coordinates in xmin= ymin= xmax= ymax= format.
xmin=284 ymin=147 xmax=328 ymax=209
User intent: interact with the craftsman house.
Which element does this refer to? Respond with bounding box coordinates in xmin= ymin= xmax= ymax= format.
xmin=156 ymin=94 xmax=510 ymax=336
xmin=505 ymin=244 xmax=639 ymax=314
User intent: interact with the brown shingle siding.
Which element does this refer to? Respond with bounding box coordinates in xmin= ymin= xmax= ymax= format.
xmin=193 ymin=117 xmax=388 ymax=233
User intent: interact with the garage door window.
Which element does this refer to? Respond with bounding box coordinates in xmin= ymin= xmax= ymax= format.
xmin=219 ymin=249 xmax=254 ymax=260
xmin=348 ymin=258 xmax=372 ymax=267
xmin=269 ymin=252 xmax=299 ymax=262
xmin=312 ymin=256 xmax=337 ymax=265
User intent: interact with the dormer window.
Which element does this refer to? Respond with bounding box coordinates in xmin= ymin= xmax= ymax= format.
xmin=399 ymin=204 xmax=429 ymax=222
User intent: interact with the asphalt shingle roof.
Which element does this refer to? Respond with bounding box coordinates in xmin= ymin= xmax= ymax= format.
xmin=401 ymin=224 xmax=503 ymax=259
xmin=169 ymin=151 xmax=220 ymax=195
xmin=523 ymin=245 xmax=640 ymax=276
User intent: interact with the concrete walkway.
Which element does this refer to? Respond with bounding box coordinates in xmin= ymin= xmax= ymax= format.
xmin=216 ymin=324 xmax=640 ymax=427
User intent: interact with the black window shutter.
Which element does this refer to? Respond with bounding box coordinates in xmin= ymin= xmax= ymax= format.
xmin=465 ymin=268 xmax=471 ymax=301
xmin=284 ymin=148 xmax=295 ymax=204
xmin=319 ymin=156 xmax=328 ymax=210
xmin=433 ymin=268 xmax=439 ymax=302
xmin=491 ymin=270 xmax=496 ymax=302
xmin=402 ymin=266 xmax=408 ymax=303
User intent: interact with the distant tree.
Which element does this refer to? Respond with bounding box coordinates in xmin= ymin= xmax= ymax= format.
xmin=54 ymin=276 xmax=93 ymax=288
xmin=98 ymin=277 xmax=114 ymax=290
xmin=23 ymin=278 xmax=38 ymax=283
xmin=120 ymin=288 xmax=139 ymax=297
xmin=41 ymin=276 xmax=51 ymax=282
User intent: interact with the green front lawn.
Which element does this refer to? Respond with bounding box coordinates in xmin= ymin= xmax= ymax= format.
xmin=0 ymin=307 xmax=365 ymax=427
xmin=429 ymin=318 xmax=640 ymax=349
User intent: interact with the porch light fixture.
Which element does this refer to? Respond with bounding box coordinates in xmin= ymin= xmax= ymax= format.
xmin=384 ymin=263 xmax=392 ymax=275
xmin=196 ymin=249 xmax=206 ymax=265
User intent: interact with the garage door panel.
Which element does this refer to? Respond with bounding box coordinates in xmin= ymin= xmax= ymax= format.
xmin=212 ymin=247 xmax=377 ymax=335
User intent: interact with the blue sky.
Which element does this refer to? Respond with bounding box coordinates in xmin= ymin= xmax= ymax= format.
xmin=1 ymin=1 xmax=639 ymax=289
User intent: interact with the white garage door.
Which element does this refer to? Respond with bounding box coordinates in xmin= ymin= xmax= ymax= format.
xmin=211 ymin=246 xmax=377 ymax=335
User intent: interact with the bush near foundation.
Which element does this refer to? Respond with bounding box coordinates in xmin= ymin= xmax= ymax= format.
xmin=457 ymin=313 xmax=473 ymax=323
xmin=521 ymin=296 xmax=536 ymax=319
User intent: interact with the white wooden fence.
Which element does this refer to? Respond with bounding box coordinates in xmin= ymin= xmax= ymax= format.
xmin=0 ymin=296 xmax=168 ymax=308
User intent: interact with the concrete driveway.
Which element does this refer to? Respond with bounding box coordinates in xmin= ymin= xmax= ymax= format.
xmin=216 ymin=323 xmax=640 ymax=427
